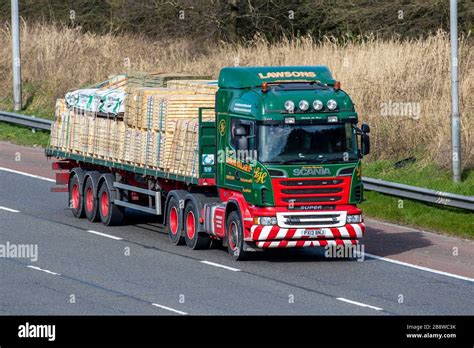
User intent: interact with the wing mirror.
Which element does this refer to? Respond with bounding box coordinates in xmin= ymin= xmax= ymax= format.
xmin=361 ymin=123 xmax=370 ymax=134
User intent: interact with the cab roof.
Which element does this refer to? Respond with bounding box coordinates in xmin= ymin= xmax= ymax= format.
xmin=218 ymin=66 xmax=335 ymax=89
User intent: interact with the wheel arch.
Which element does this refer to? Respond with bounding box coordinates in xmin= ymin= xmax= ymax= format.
xmin=69 ymin=168 xmax=87 ymax=194
xmin=224 ymin=194 xmax=252 ymax=241
xmin=184 ymin=193 xmax=219 ymax=233
xmin=98 ymin=173 xmax=119 ymax=200
xmin=163 ymin=190 xmax=187 ymax=227
xmin=83 ymin=171 xmax=102 ymax=198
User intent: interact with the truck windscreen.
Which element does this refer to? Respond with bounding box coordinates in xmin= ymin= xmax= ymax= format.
xmin=258 ymin=123 xmax=358 ymax=164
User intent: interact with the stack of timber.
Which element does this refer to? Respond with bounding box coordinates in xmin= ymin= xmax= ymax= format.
xmin=49 ymin=72 xmax=216 ymax=178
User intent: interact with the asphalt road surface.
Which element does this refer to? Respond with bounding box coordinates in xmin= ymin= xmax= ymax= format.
xmin=0 ymin=143 xmax=473 ymax=315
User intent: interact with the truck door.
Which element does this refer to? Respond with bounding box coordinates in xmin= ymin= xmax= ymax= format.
xmin=217 ymin=114 xmax=255 ymax=201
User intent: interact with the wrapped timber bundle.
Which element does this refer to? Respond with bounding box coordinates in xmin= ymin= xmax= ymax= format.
xmin=49 ymin=72 xmax=216 ymax=179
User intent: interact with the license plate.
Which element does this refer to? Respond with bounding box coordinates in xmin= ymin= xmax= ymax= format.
xmin=302 ymin=229 xmax=325 ymax=237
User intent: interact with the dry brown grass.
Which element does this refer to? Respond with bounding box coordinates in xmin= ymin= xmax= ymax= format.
xmin=0 ymin=22 xmax=472 ymax=168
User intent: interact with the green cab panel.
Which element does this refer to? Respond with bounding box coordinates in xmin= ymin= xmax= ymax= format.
xmin=218 ymin=66 xmax=336 ymax=89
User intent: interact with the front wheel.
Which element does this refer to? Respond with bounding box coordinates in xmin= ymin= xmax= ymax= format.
xmin=226 ymin=211 xmax=248 ymax=261
xmin=98 ymin=183 xmax=124 ymax=226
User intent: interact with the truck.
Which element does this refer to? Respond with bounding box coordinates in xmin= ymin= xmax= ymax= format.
xmin=46 ymin=66 xmax=370 ymax=260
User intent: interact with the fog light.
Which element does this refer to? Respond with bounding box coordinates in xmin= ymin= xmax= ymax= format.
xmin=346 ymin=214 xmax=362 ymax=223
xmin=285 ymin=117 xmax=295 ymax=124
xmin=256 ymin=217 xmax=277 ymax=225
xmin=328 ymin=116 xmax=339 ymax=123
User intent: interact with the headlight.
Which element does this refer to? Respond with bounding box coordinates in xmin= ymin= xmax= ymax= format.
xmin=313 ymin=100 xmax=323 ymax=111
xmin=255 ymin=217 xmax=277 ymax=225
xmin=284 ymin=100 xmax=295 ymax=113
xmin=298 ymin=100 xmax=309 ymax=111
xmin=346 ymin=214 xmax=362 ymax=224
xmin=327 ymin=99 xmax=338 ymax=111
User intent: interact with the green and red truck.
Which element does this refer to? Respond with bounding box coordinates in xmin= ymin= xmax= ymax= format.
xmin=46 ymin=66 xmax=370 ymax=260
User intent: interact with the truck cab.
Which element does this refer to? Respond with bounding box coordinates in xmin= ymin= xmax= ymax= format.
xmin=211 ymin=66 xmax=370 ymax=258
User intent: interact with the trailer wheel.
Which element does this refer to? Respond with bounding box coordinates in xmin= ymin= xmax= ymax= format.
xmin=166 ymin=197 xmax=184 ymax=245
xmin=98 ymin=182 xmax=124 ymax=226
xmin=69 ymin=174 xmax=85 ymax=218
xmin=184 ymin=201 xmax=211 ymax=250
xmin=226 ymin=211 xmax=248 ymax=261
xmin=84 ymin=177 xmax=100 ymax=222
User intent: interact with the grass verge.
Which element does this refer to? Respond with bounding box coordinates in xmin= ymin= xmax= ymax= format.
xmin=361 ymin=191 xmax=473 ymax=239
xmin=361 ymin=160 xmax=473 ymax=239
xmin=0 ymin=122 xmax=49 ymax=147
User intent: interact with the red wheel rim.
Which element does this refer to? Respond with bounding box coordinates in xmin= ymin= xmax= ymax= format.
xmin=101 ymin=191 xmax=109 ymax=217
xmin=86 ymin=187 xmax=94 ymax=213
xmin=71 ymin=183 xmax=79 ymax=209
xmin=169 ymin=207 xmax=178 ymax=235
xmin=229 ymin=221 xmax=238 ymax=250
xmin=186 ymin=211 xmax=195 ymax=239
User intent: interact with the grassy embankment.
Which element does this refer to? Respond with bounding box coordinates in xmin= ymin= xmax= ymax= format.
xmin=361 ymin=161 xmax=473 ymax=239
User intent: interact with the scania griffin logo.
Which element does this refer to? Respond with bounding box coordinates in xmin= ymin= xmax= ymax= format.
xmin=293 ymin=168 xmax=331 ymax=176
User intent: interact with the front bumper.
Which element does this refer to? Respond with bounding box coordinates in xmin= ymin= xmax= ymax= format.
xmin=248 ymin=223 xmax=365 ymax=249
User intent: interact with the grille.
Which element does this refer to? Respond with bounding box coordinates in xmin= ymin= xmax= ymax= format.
xmin=281 ymin=187 xmax=342 ymax=195
xmin=273 ymin=177 xmax=350 ymax=206
xmin=280 ymin=179 xmax=343 ymax=186
xmin=282 ymin=196 xmax=342 ymax=203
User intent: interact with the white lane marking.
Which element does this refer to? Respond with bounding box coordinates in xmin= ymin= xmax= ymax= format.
xmin=0 ymin=206 xmax=20 ymax=213
xmin=151 ymin=303 xmax=187 ymax=315
xmin=363 ymin=252 xmax=474 ymax=283
xmin=200 ymin=260 xmax=240 ymax=272
xmin=27 ymin=265 xmax=60 ymax=276
xmin=0 ymin=166 xmax=55 ymax=182
xmin=87 ymin=230 xmax=123 ymax=240
xmin=336 ymin=297 xmax=383 ymax=311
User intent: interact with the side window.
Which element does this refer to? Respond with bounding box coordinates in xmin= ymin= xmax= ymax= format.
xmin=230 ymin=118 xmax=254 ymax=149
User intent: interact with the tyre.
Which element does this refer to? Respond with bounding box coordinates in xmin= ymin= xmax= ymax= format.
xmin=226 ymin=211 xmax=248 ymax=261
xmin=184 ymin=200 xmax=211 ymax=250
xmin=84 ymin=177 xmax=100 ymax=222
xmin=69 ymin=174 xmax=85 ymax=218
xmin=98 ymin=182 xmax=124 ymax=226
xmin=166 ymin=196 xmax=184 ymax=245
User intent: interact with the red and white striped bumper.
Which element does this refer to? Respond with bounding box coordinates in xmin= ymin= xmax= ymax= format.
xmin=248 ymin=223 xmax=365 ymax=249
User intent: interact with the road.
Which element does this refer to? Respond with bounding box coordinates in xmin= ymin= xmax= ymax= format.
xmin=0 ymin=142 xmax=473 ymax=315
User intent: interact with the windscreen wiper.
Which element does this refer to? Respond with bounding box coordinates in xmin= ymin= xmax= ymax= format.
xmin=280 ymin=159 xmax=317 ymax=164
xmin=319 ymin=158 xmax=357 ymax=164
